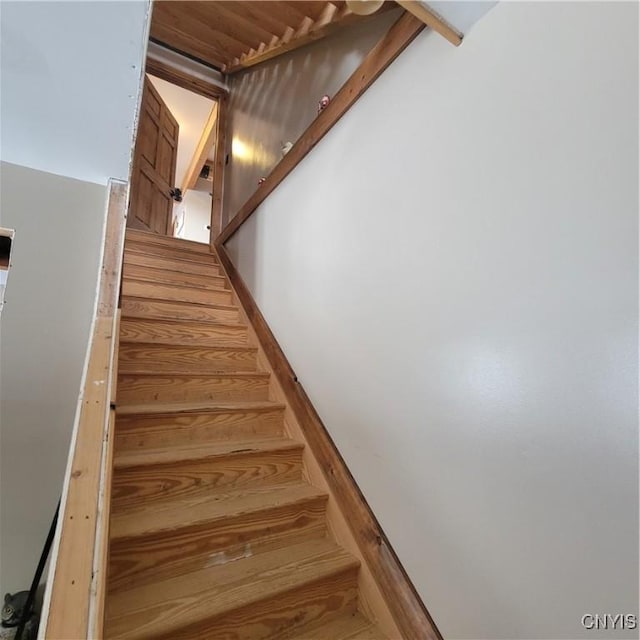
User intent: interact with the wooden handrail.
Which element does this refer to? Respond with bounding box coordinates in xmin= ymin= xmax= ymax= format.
xmin=40 ymin=181 xmax=127 ymax=640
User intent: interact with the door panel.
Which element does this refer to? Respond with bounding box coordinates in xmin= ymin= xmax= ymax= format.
xmin=128 ymin=77 xmax=179 ymax=235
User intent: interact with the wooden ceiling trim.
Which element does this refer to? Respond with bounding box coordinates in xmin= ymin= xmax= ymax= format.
xmin=182 ymin=2 xmax=279 ymax=51
xmin=150 ymin=1 xmax=402 ymax=74
xmin=226 ymin=2 xmax=397 ymax=74
xmin=150 ymin=17 xmax=238 ymax=66
xmin=281 ymin=0 xmax=336 ymax=19
xmin=215 ymin=2 xmax=292 ymax=40
xmin=152 ymin=4 xmax=253 ymax=55
xmin=253 ymin=1 xmax=317 ymax=26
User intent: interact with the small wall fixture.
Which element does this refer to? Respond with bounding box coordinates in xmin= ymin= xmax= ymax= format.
xmin=346 ymin=0 xmax=384 ymax=15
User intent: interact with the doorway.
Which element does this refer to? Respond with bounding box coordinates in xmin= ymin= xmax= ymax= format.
xmin=127 ymin=73 xmax=220 ymax=244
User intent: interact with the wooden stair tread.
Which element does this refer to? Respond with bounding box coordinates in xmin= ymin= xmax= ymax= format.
xmin=114 ymin=437 xmax=302 ymax=469
xmin=118 ymin=341 xmax=257 ymax=353
xmin=123 ymin=276 xmax=228 ymax=294
xmin=121 ymin=315 xmax=246 ymax=330
xmin=111 ymin=482 xmax=328 ymax=540
xmin=283 ymin=612 xmax=388 ymax=640
xmin=121 ymin=295 xmax=237 ymax=312
xmin=105 ymin=538 xmax=359 ymax=640
xmin=123 ymin=263 xmax=227 ymax=289
xmin=125 ymin=229 xmax=211 ymax=253
xmin=119 ymin=316 xmax=248 ymax=348
xmin=124 ymin=245 xmax=219 ymax=265
xmin=118 ymin=342 xmax=259 ymax=373
xmin=116 ymin=400 xmax=286 ymax=416
xmin=119 ymin=370 xmax=269 ymax=378
xmin=123 ymin=252 xmax=222 ymax=277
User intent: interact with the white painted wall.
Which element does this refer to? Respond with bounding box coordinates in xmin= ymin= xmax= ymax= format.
xmin=226 ymin=3 xmax=639 ymax=638
xmin=0 ymin=162 xmax=106 ymax=596
xmin=0 ymin=0 xmax=149 ymax=185
xmin=180 ymin=189 xmax=212 ymax=244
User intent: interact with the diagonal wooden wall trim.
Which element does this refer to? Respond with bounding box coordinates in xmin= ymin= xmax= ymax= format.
xmin=216 ymin=244 xmax=443 ymax=640
xmin=216 ymin=11 xmax=425 ymax=245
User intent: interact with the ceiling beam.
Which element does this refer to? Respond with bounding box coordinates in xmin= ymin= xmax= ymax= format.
xmin=181 ymin=102 xmax=219 ymax=193
xmin=394 ymin=1 xmax=462 ymax=45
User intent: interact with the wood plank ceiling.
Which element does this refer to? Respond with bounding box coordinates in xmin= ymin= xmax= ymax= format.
xmin=150 ymin=1 xmax=396 ymax=74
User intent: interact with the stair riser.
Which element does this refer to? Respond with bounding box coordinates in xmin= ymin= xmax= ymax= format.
xmin=152 ymin=567 xmax=359 ymax=640
xmin=108 ymin=496 xmax=328 ymax=593
xmin=119 ymin=319 xmax=247 ymax=346
xmin=117 ymin=374 xmax=270 ymax=404
xmin=115 ymin=408 xmax=285 ymax=451
xmin=123 ymin=263 xmax=228 ymax=290
xmin=124 ymin=252 xmax=222 ymax=277
xmin=125 ymin=240 xmax=219 ymax=264
xmin=121 ymin=297 xmax=238 ymax=323
xmin=118 ymin=344 xmax=258 ymax=373
xmin=125 ymin=230 xmax=211 ymax=254
xmin=112 ymin=448 xmax=304 ymax=508
xmin=122 ymin=279 xmax=233 ymax=305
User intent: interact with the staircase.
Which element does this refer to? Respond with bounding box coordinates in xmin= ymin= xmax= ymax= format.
xmin=104 ymin=229 xmax=388 ymax=640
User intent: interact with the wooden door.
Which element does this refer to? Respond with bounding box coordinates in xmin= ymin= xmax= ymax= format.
xmin=128 ymin=78 xmax=179 ymax=235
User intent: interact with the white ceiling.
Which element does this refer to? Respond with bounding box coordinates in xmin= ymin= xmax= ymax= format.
xmin=0 ymin=0 xmax=150 ymax=185
xmin=147 ymin=75 xmax=215 ymax=191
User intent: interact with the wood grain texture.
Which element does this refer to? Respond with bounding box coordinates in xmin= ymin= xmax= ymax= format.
xmin=149 ymin=0 xmax=377 ymax=74
xmin=280 ymin=611 xmax=387 ymax=640
xmin=145 ymin=57 xmax=229 ymax=101
xmin=123 ymin=262 xmax=228 ymax=290
xmin=126 ymin=228 xmax=212 ymax=253
xmin=119 ymin=316 xmax=247 ymax=346
xmin=105 ymin=538 xmax=358 ymax=640
xmin=123 ymin=250 xmax=222 ymax=276
xmin=117 ymin=371 xmax=271 ymax=404
xmin=104 ymin=230 xmax=390 ymax=639
xmin=90 ymin=409 xmax=116 ymax=640
xmin=108 ymin=484 xmax=328 ymax=592
xmin=122 ymin=278 xmax=233 ymax=305
xmin=225 ymin=2 xmax=397 ymax=73
xmin=46 ymin=181 xmax=127 ymax=640
xmin=118 ymin=342 xmax=257 ymax=373
xmin=121 ymin=296 xmax=238 ymax=323
xmin=216 ymin=244 xmax=442 ymax=640
xmin=108 ymin=492 xmax=328 ymax=594
xmin=124 ymin=240 xmax=219 ymax=264
xmin=127 ymin=78 xmax=178 ymax=235
xmin=115 ymin=402 xmax=286 ymax=451
xmin=112 ymin=440 xmax=304 ymax=508
xmin=217 ymin=12 xmax=425 ymax=245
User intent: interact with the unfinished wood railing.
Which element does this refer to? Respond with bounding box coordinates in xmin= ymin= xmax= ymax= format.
xmin=40 ymin=181 xmax=127 ymax=640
